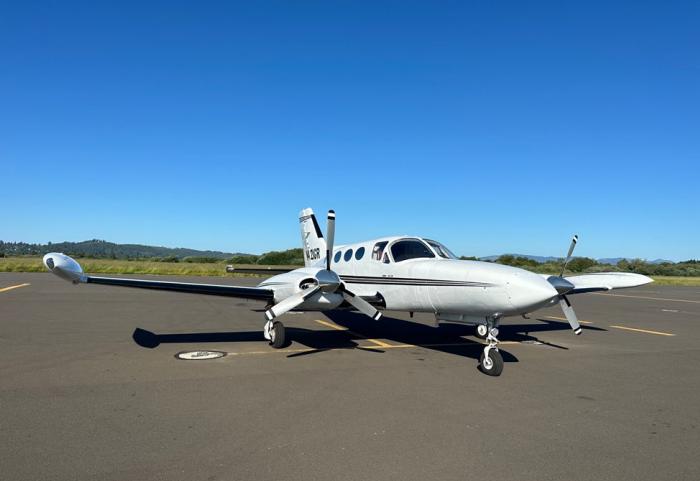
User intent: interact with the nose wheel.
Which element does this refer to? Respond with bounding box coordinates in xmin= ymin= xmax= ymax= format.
xmin=479 ymin=317 xmax=503 ymax=376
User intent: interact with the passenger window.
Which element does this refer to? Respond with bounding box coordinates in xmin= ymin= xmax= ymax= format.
xmin=344 ymin=249 xmax=353 ymax=261
xmin=372 ymin=241 xmax=388 ymax=261
xmin=334 ymin=251 xmax=342 ymax=263
xmin=390 ymin=239 xmax=436 ymax=262
xmin=355 ymin=247 xmax=365 ymax=260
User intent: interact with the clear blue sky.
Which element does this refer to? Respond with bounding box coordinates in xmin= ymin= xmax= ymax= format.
xmin=1 ymin=1 xmax=698 ymax=260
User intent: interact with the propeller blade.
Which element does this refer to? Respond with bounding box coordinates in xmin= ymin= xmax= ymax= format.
xmin=559 ymin=295 xmax=582 ymax=335
xmin=559 ymin=234 xmax=579 ymax=276
xmin=340 ymin=286 xmax=382 ymax=320
xmin=265 ymin=285 xmax=321 ymax=321
xmin=326 ymin=210 xmax=336 ymax=271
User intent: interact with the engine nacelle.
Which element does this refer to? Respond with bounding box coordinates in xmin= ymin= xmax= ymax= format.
xmin=259 ymin=267 xmax=344 ymax=310
xmin=43 ymin=253 xmax=86 ymax=284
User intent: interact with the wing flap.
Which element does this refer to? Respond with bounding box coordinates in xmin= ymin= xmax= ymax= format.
xmin=564 ymin=272 xmax=653 ymax=294
xmin=86 ymin=276 xmax=274 ymax=301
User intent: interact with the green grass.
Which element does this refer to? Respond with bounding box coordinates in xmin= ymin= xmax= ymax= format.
xmin=0 ymin=257 xmax=294 ymax=278
xmin=650 ymin=276 xmax=700 ymax=286
xmin=2 ymin=257 xmax=700 ymax=286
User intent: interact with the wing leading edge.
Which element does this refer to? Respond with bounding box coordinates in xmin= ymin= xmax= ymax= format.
xmin=564 ymin=272 xmax=653 ymax=294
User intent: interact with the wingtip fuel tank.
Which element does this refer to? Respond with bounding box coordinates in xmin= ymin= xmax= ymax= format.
xmin=43 ymin=253 xmax=86 ymax=284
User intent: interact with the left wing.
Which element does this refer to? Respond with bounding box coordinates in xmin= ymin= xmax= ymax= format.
xmin=43 ymin=253 xmax=274 ymax=302
xmin=85 ymin=276 xmax=273 ymax=301
xmin=564 ymin=272 xmax=653 ymax=294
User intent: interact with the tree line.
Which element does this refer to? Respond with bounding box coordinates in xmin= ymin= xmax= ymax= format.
xmin=486 ymin=255 xmax=699 ymax=277
xmin=2 ymin=240 xmax=696 ymax=276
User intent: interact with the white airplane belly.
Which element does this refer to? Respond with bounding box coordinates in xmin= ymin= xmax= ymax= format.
xmin=427 ymin=285 xmax=510 ymax=315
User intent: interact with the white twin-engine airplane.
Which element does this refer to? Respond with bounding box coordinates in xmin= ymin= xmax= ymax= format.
xmin=43 ymin=208 xmax=652 ymax=376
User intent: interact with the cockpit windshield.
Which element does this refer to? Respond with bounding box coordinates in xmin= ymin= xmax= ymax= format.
xmin=390 ymin=239 xmax=435 ymax=262
xmin=424 ymin=239 xmax=458 ymax=259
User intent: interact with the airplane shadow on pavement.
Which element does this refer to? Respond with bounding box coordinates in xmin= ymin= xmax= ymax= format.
xmin=131 ymin=311 xmax=606 ymax=365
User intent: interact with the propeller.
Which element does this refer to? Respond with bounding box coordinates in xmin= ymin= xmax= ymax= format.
xmin=326 ymin=210 xmax=335 ymax=271
xmin=545 ymin=234 xmax=582 ymax=335
xmin=559 ymin=295 xmax=582 ymax=335
xmin=339 ymin=285 xmax=383 ymax=320
xmin=265 ymin=209 xmax=382 ymax=322
xmin=265 ymin=285 xmax=321 ymax=321
xmin=559 ymin=234 xmax=578 ymax=277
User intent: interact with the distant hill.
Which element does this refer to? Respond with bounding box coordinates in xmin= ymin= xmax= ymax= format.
xmin=0 ymin=240 xmax=248 ymax=259
xmin=480 ymin=254 xmax=560 ymax=263
xmin=482 ymin=254 xmax=676 ymax=265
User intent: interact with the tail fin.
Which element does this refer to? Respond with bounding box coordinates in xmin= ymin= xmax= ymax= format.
xmin=299 ymin=208 xmax=327 ymax=267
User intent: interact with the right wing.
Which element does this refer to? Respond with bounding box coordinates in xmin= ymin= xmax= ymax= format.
xmin=564 ymin=272 xmax=653 ymax=294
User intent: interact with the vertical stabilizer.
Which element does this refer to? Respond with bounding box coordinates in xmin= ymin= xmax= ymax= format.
xmin=299 ymin=208 xmax=327 ymax=267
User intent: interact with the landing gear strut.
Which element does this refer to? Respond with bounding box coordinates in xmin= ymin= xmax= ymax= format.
xmin=479 ymin=316 xmax=504 ymax=376
xmin=264 ymin=320 xmax=286 ymax=349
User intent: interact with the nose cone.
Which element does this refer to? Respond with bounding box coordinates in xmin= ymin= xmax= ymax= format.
xmin=504 ymin=269 xmax=559 ymax=313
xmin=44 ymin=253 xmax=85 ymax=284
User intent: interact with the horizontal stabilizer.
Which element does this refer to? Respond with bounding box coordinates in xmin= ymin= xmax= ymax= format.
xmin=564 ymin=272 xmax=653 ymax=294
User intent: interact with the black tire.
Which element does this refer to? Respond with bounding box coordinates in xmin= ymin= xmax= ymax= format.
xmin=479 ymin=349 xmax=503 ymax=376
xmin=269 ymin=322 xmax=286 ymax=349
xmin=475 ymin=324 xmax=488 ymax=340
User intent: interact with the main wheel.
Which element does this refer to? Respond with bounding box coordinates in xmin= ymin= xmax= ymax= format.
xmin=475 ymin=324 xmax=488 ymax=340
xmin=269 ymin=321 xmax=286 ymax=349
xmin=479 ymin=349 xmax=503 ymax=376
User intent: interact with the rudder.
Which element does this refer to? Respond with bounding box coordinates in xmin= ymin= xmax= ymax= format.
xmin=299 ymin=208 xmax=326 ymax=267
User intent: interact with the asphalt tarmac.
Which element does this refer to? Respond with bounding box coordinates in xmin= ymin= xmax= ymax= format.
xmin=1 ymin=272 xmax=699 ymax=480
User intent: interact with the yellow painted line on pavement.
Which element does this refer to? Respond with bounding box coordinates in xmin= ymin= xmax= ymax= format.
xmin=227 ymin=347 xmax=317 ymax=356
xmin=225 ymin=340 xmax=520 ymax=357
xmin=609 ymin=325 xmax=675 ymax=337
xmin=546 ymin=315 xmax=675 ymax=337
xmin=313 ymin=319 xmax=390 ymax=348
xmin=313 ymin=319 xmax=520 ymax=349
xmin=314 ymin=319 xmax=347 ymax=330
xmin=0 ymin=283 xmax=30 ymax=293
xmin=545 ymin=315 xmax=593 ymax=324
xmin=364 ymin=338 xmax=394 ymax=348
xmin=593 ymin=293 xmax=700 ymax=304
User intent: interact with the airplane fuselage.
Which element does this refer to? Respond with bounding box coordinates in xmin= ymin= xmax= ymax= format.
xmin=259 ymin=236 xmax=560 ymax=322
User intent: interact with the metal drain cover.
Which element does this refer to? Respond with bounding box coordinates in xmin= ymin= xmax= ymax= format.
xmin=175 ymin=350 xmax=227 ymax=360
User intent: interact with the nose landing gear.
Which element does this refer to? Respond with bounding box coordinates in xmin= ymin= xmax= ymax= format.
xmin=479 ymin=316 xmax=504 ymax=376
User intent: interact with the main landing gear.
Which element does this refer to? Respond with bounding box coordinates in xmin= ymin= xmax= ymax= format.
xmin=479 ymin=316 xmax=504 ymax=376
xmin=263 ymin=319 xmax=286 ymax=349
